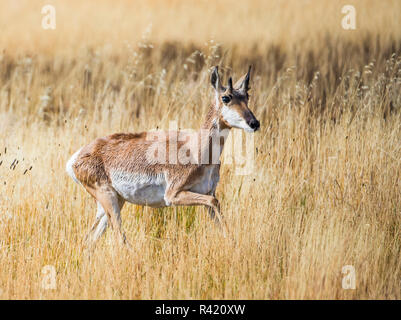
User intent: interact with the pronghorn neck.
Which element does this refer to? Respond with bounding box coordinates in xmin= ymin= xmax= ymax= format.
xmin=199 ymin=103 xmax=230 ymax=164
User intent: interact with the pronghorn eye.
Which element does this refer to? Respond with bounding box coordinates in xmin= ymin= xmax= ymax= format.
xmin=222 ymin=95 xmax=231 ymax=104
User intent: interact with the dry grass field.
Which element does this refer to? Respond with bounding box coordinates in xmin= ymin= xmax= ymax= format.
xmin=0 ymin=0 xmax=400 ymax=299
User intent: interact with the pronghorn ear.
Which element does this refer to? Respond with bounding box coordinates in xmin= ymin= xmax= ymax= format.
xmin=234 ymin=65 xmax=251 ymax=93
xmin=211 ymin=66 xmax=225 ymax=92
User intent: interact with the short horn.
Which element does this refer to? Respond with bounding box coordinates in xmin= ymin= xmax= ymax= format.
xmin=227 ymin=77 xmax=233 ymax=92
xmin=243 ymin=65 xmax=251 ymax=92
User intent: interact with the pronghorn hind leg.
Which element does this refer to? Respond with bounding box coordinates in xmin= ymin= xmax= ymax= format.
xmin=83 ymin=184 xmax=130 ymax=248
xmin=84 ymin=201 xmax=108 ymax=246
xmin=96 ymin=187 xmax=129 ymax=247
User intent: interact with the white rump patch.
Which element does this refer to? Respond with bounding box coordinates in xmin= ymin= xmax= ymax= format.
xmin=66 ymin=148 xmax=82 ymax=184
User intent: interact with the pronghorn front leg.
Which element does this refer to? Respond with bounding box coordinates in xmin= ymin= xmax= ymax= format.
xmin=166 ymin=190 xmax=228 ymax=236
xmin=207 ymin=191 xmax=218 ymax=220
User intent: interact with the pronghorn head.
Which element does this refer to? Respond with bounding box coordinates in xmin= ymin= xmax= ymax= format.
xmin=211 ymin=66 xmax=260 ymax=132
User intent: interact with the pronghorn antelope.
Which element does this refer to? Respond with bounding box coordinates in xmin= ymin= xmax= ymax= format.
xmin=66 ymin=66 xmax=260 ymax=246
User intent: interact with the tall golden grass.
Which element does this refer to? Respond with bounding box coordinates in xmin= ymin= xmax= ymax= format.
xmin=0 ymin=0 xmax=400 ymax=299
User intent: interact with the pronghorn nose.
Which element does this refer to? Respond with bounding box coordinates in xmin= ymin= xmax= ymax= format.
xmin=249 ymin=119 xmax=260 ymax=131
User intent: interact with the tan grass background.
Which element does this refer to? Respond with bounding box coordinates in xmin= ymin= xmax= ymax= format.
xmin=0 ymin=0 xmax=400 ymax=299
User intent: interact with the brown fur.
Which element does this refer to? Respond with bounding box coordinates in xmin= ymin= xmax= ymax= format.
xmin=69 ymin=67 xmax=258 ymax=246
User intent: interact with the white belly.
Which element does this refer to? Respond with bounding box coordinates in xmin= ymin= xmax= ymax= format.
xmin=110 ymin=171 xmax=167 ymax=208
